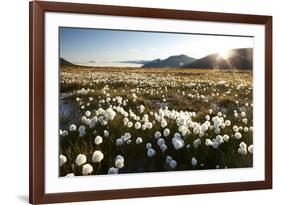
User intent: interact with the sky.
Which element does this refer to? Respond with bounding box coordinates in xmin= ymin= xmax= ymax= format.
xmin=60 ymin=27 xmax=253 ymax=65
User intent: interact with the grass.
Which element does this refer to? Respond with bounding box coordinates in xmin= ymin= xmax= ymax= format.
xmin=59 ymin=66 xmax=253 ymax=176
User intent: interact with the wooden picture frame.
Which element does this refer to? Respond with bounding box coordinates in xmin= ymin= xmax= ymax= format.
xmin=29 ymin=1 xmax=272 ymax=204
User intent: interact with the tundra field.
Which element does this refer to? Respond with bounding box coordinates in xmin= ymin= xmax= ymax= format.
xmin=59 ymin=67 xmax=253 ymax=177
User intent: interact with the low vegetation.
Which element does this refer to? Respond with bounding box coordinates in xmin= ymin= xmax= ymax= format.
xmin=59 ymin=66 xmax=253 ymax=177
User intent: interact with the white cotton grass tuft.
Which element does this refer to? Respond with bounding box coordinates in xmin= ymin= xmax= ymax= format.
xmin=214 ymin=128 xmax=220 ymax=134
xmin=169 ymin=160 xmax=177 ymax=169
xmin=193 ymin=138 xmax=202 ymax=148
xmin=65 ymin=173 xmax=75 ymax=177
xmin=104 ymin=130 xmax=109 ymax=137
xmin=61 ymin=130 xmax=68 ymax=137
xmin=234 ymin=132 xmax=242 ymax=140
xmin=132 ymin=93 xmax=137 ymax=100
xmin=115 ymin=155 xmax=124 ymax=168
xmin=157 ymin=138 xmax=165 ymax=146
xmin=116 ymin=138 xmax=123 ymax=146
xmin=154 ymin=131 xmax=162 ymax=139
xmin=205 ymin=139 xmax=213 ymax=146
xmin=233 ymin=125 xmax=239 ymax=132
xmin=123 ymin=132 xmax=131 ymax=141
xmin=146 ymin=122 xmax=153 ymax=129
xmin=225 ymin=120 xmax=231 ymax=126
xmin=104 ymin=108 xmax=116 ymax=121
xmin=85 ymin=110 xmax=91 ymax=117
xmin=92 ymin=150 xmax=104 ymax=163
xmin=166 ymin=155 xmax=173 ymax=164
xmin=172 ymin=138 xmax=185 ymax=150
xmin=75 ymin=154 xmax=87 ymax=166
xmin=242 ymin=118 xmax=248 ymax=124
xmin=238 ymin=142 xmax=248 ymax=155
xmin=147 ymin=148 xmax=156 ymax=157
xmin=201 ymin=123 xmax=209 ymax=132
xmin=222 ymin=135 xmax=230 ymax=142
xmin=127 ymin=121 xmax=133 ymax=128
xmin=215 ymin=135 xmax=224 ymax=144
xmin=174 ymin=132 xmax=181 ymax=139
xmin=82 ymin=163 xmax=93 ymax=175
xmin=136 ymin=137 xmax=143 ymax=144
xmin=212 ymin=141 xmax=220 ymax=149
xmin=249 ymin=127 xmax=254 ymax=132
xmin=81 ymin=116 xmax=89 ymax=125
xmin=60 ymin=154 xmax=67 ymax=167
xmin=108 ymin=167 xmax=119 ymax=174
xmin=139 ymin=105 xmax=145 ymax=113
xmin=123 ymin=117 xmax=129 ymax=125
xmin=69 ymin=124 xmax=77 ymax=131
xmin=78 ymin=125 xmax=86 ymax=137
xmin=248 ymin=144 xmax=253 ymax=154
xmin=134 ymin=121 xmax=141 ymax=129
xmin=163 ymin=128 xmax=170 ymax=137
xmin=161 ymin=120 xmax=168 ymax=128
xmin=191 ymin=157 xmax=197 ymax=166
xmin=146 ymin=143 xmax=152 ymax=149
xmin=160 ymin=144 xmax=168 ymax=152
xmin=94 ymin=135 xmax=103 ymax=145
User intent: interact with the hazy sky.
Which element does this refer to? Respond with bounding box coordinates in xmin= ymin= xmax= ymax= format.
xmin=60 ymin=27 xmax=253 ymax=64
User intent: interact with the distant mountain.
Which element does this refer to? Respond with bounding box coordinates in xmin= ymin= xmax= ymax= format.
xmin=118 ymin=60 xmax=151 ymax=64
xmin=60 ymin=58 xmax=76 ymax=67
xmin=182 ymin=48 xmax=253 ymax=70
xmin=142 ymin=54 xmax=196 ymax=68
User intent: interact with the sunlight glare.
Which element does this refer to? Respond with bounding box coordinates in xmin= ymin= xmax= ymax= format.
xmin=218 ymin=49 xmax=230 ymax=60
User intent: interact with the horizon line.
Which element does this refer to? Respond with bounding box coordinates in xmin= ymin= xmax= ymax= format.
xmin=61 ymin=47 xmax=253 ymax=65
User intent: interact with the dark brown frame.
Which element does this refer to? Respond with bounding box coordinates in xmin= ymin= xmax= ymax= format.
xmin=29 ymin=1 xmax=272 ymax=204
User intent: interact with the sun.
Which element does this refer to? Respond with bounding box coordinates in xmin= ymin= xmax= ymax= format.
xmin=218 ymin=49 xmax=230 ymax=60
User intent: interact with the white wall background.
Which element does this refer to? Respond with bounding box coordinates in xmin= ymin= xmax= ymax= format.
xmin=0 ymin=0 xmax=279 ymax=204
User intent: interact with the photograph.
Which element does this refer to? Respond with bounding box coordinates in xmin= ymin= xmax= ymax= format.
xmin=28 ymin=1 xmax=272 ymax=203
xmin=58 ymin=27 xmax=254 ymax=177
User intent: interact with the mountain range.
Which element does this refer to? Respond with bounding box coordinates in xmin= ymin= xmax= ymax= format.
xmin=182 ymin=48 xmax=253 ymax=70
xmin=60 ymin=58 xmax=76 ymax=67
xmin=141 ymin=54 xmax=196 ymax=68
xmin=60 ymin=48 xmax=253 ymax=70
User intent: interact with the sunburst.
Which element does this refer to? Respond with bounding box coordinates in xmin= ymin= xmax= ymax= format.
xmin=218 ymin=49 xmax=230 ymax=60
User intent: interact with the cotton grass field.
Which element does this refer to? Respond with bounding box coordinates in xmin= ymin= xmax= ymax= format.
xmin=59 ymin=67 xmax=253 ymax=177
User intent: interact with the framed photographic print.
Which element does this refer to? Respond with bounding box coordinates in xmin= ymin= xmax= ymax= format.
xmin=29 ymin=1 xmax=272 ymax=204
